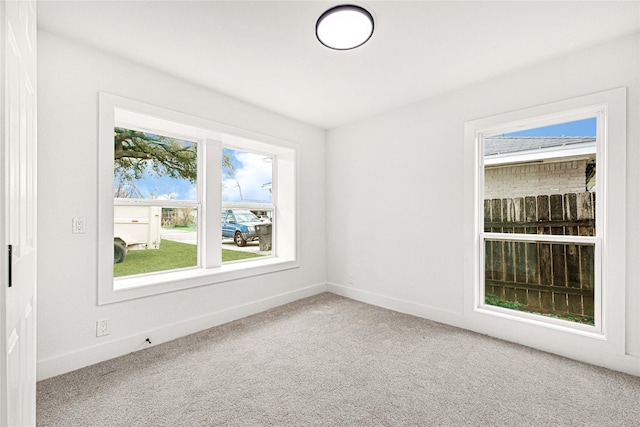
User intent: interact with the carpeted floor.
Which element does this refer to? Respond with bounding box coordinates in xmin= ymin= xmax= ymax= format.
xmin=37 ymin=293 xmax=640 ymax=426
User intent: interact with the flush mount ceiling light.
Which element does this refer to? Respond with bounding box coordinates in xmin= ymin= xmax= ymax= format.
xmin=316 ymin=4 xmax=374 ymax=50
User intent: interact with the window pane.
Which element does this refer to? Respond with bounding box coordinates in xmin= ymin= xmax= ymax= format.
xmin=114 ymin=127 xmax=197 ymax=201
xmin=484 ymin=118 xmax=596 ymax=235
xmin=220 ymin=148 xmax=273 ymax=263
xmin=482 ymin=118 xmax=597 ymax=325
xmin=221 ymin=208 xmax=272 ymax=262
xmin=113 ymin=128 xmax=199 ymax=277
xmin=484 ymin=238 xmax=594 ymax=325
xmin=222 ymin=148 xmax=272 ymax=203
xmin=114 ymin=206 xmax=198 ymax=277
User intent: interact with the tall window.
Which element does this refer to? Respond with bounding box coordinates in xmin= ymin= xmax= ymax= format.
xmin=98 ymin=94 xmax=298 ymax=304
xmin=464 ymin=88 xmax=626 ymax=354
xmin=481 ymin=117 xmax=599 ymax=327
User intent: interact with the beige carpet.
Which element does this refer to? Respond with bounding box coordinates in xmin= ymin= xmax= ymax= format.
xmin=37 ymin=293 xmax=640 ymax=426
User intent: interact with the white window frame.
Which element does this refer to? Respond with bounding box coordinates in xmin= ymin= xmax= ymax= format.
xmin=463 ymin=88 xmax=626 ymax=356
xmin=98 ymin=93 xmax=298 ymax=305
xmin=481 ymin=109 xmax=603 ymax=333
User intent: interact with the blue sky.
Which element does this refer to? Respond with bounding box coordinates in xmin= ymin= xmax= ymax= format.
xmin=503 ymin=117 xmax=596 ymax=137
xmin=116 ymin=146 xmax=272 ymax=203
xmin=122 ymin=118 xmax=596 ymax=201
xmin=115 ymin=173 xmax=196 ymax=201
xmin=221 ymin=148 xmax=272 ymax=203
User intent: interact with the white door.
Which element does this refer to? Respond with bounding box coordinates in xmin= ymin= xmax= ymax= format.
xmin=1 ymin=0 xmax=38 ymax=426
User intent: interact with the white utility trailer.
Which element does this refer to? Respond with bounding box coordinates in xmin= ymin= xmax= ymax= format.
xmin=113 ymin=205 xmax=162 ymax=263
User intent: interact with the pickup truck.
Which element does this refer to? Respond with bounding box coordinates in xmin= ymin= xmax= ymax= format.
xmin=221 ymin=209 xmax=269 ymax=247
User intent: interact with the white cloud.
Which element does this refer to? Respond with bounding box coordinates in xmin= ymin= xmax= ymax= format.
xmin=222 ymin=151 xmax=272 ymax=203
xmin=155 ymin=192 xmax=178 ymax=200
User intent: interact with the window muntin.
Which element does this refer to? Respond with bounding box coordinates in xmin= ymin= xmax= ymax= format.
xmin=479 ymin=113 xmax=601 ymax=329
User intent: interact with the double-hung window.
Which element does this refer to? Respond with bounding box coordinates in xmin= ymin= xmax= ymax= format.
xmin=480 ymin=114 xmax=601 ymax=329
xmin=98 ymin=94 xmax=298 ymax=304
xmin=464 ymin=88 xmax=626 ymax=351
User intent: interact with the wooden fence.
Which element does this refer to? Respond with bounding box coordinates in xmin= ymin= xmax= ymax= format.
xmin=483 ymin=192 xmax=595 ymax=321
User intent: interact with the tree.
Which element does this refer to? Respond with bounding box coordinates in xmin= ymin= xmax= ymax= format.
xmin=114 ymin=127 xmax=234 ymax=186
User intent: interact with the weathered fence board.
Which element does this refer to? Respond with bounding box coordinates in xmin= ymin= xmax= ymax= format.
xmin=484 ymin=192 xmax=595 ymax=321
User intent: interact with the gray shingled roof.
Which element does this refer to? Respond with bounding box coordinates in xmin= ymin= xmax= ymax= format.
xmin=485 ymin=136 xmax=596 ymax=156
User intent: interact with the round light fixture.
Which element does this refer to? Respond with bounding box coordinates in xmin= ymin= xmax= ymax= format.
xmin=316 ymin=4 xmax=374 ymax=50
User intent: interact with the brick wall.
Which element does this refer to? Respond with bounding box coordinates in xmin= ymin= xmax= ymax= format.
xmin=484 ymin=159 xmax=589 ymax=199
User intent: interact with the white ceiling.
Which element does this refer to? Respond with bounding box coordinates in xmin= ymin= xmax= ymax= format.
xmin=37 ymin=1 xmax=640 ymax=130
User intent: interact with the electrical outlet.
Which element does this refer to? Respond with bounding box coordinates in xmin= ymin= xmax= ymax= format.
xmin=349 ymin=275 xmax=355 ymax=285
xmin=72 ymin=217 xmax=87 ymax=234
xmin=96 ymin=320 xmax=110 ymax=337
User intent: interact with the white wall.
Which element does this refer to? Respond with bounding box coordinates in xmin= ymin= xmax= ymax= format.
xmin=37 ymin=32 xmax=326 ymax=380
xmin=326 ymin=34 xmax=640 ymax=375
xmin=37 ymin=29 xmax=640 ymax=380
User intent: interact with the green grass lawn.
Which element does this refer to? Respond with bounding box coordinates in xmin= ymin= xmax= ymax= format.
xmin=114 ymin=239 xmax=263 ymax=277
xmin=485 ymin=293 xmax=594 ymax=325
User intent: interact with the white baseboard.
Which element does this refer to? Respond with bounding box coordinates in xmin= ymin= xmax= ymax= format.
xmin=327 ymin=283 xmax=640 ymax=377
xmin=38 ymin=282 xmax=640 ymax=381
xmin=37 ymin=282 xmax=327 ymax=381
xmin=326 ymin=282 xmax=465 ymax=328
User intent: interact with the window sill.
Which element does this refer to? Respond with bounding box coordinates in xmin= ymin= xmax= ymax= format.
xmin=100 ymin=257 xmax=299 ymax=305
xmin=476 ymin=304 xmax=604 ymax=339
